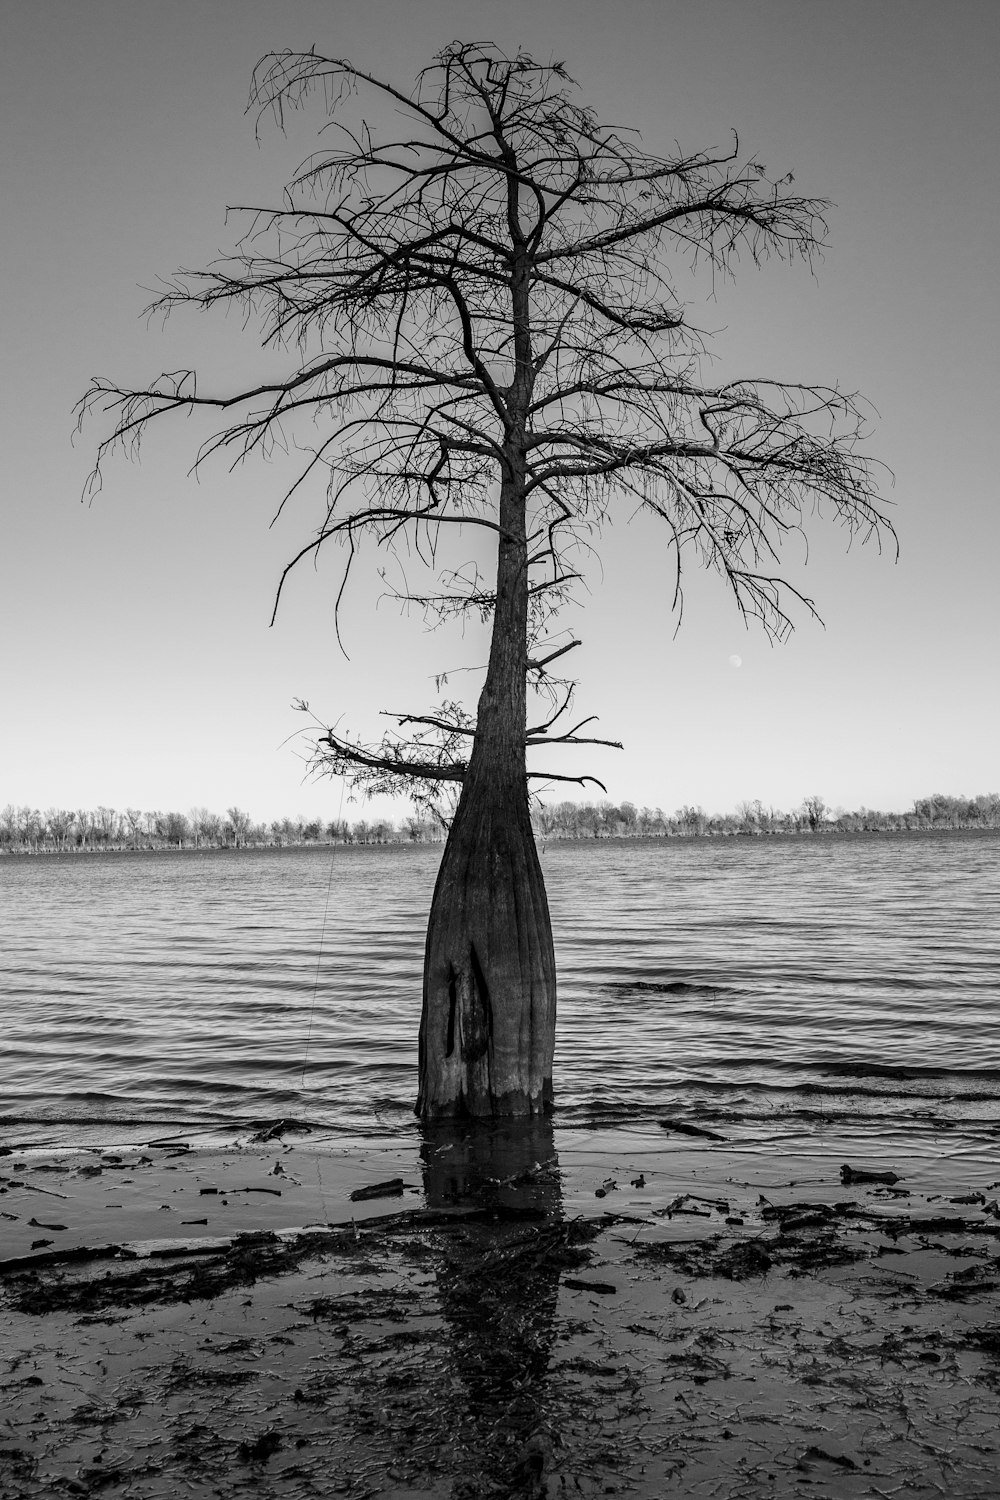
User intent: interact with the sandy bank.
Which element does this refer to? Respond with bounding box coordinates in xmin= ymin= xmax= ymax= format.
xmin=2 ymin=1120 xmax=999 ymax=1497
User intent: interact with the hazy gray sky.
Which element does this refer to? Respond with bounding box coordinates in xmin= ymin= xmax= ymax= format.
xmin=2 ymin=0 xmax=997 ymax=823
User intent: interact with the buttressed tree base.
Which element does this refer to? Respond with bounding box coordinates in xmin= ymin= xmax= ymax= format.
xmin=80 ymin=43 xmax=893 ymax=1118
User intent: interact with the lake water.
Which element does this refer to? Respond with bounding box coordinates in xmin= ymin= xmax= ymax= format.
xmin=2 ymin=833 xmax=998 ymax=1175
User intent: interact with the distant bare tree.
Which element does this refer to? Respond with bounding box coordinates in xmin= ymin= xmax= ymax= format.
xmin=162 ymin=811 xmax=191 ymax=845
xmin=95 ymin=806 xmax=119 ymax=845
xmin=14 ymin=807 xmax=43 ymax=850
xmin=200 ymin=810 xmax=224 ymax=844
xmin=44 ymin=808 xmax=74 ymax=848
xmin=801 ymin=794 xmax=827 ymax=831
xmin=225 ymin=806 xmax=252 ymax=847
xmin=80 ymin=43 xmax=893 ymax=1117
xmin=678 ymin=805 xmax=708 ymax=837
xmin=75 ymin=809 xmax=96 ymax=849
xmin=124 ymin=808 xmax=144 ymax=849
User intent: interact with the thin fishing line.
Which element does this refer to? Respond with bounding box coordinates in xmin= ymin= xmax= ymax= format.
xmin=300 ymin=780 xmax=345 ymax=1088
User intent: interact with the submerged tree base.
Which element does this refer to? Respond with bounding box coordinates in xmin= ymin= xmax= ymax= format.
xmin=417 ymin=774 xmax=556 ymax=1120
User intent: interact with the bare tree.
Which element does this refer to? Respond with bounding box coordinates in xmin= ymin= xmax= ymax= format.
xmin=44 ymin=808 xmax=74 ymax=848
xmin=225 ymin=806 xmax=252 ymax=847
xmin=95 ymin=806 xmax=120 ymax=845
xmin=200 ymin=810 xmax=224 ymax=845
xmin=124 ymin=807 xmax=144 ymax=849
xmin=0 ymin=805 xmax=17 ymax=849
xmin=801 ymin=794 xmax=827 ymax=831
xmin=17 ymin=807 xmax=43 ymax=851
xmin=75 ymin=809 xmax=96 ymax=850
xmin=162 ymin=810 xmax=191 ymax=846
xmin=79 ymin=43 xmax=893 ymax=1118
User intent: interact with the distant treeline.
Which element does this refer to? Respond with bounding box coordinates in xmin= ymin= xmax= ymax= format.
xmin=2 ymin=792 xmax=999 ymax=854
xmin=535 ymin=792 xmax=1000 ymax=839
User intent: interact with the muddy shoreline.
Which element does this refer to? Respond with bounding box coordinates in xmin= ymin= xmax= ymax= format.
xmin=2 ymin=1122 xmax=999 ymax=1497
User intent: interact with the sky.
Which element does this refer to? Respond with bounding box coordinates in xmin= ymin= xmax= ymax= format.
xmin=1 ymin=0 xmax=997 ymax=825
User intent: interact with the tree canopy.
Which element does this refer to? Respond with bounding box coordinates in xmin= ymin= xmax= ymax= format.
xmin=80 ymin=41 xmax=892 ymax=817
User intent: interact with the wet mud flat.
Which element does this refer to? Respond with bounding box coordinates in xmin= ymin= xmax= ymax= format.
xmin=1 ymin=1127 xmax=1000 ymax=1498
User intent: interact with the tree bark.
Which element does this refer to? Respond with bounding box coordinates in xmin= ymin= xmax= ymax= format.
xmin=417 ymin=464 xmax=556 ymax=1118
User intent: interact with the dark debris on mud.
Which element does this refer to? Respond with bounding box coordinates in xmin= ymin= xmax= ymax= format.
xmin=1 ymin=1205 xmax=619 ymax=1499
xmin=4 ymin=1163 xmax=1000 ymax=1498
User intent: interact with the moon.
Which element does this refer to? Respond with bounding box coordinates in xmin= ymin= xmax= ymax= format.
xmin=728 ymin=654 xmax=743 ymax=669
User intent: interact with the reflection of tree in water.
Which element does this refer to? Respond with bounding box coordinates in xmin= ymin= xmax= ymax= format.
xmin=421 ymin=1119 xmax=591 ymax=1494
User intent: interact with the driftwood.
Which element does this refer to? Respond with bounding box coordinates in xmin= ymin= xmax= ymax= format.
xmin=349 ymin=1177 xmax=409 ymax=1203
xmin=841 ymin=1162 xmax=901 ymax=1185
xmin=658 ymin=1118 xmax=728 ymax=1141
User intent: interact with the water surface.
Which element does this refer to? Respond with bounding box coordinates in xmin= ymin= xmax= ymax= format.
xmin=2 ymin=833 xmax=998 ymax=1173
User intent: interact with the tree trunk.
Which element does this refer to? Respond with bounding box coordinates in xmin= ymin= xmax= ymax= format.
xmin=417 ymin=467 xmax=556 ymax=1118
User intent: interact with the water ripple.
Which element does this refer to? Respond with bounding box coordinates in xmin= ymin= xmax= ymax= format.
xmin=2 ymin=833 xmax=998 ymax=1140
